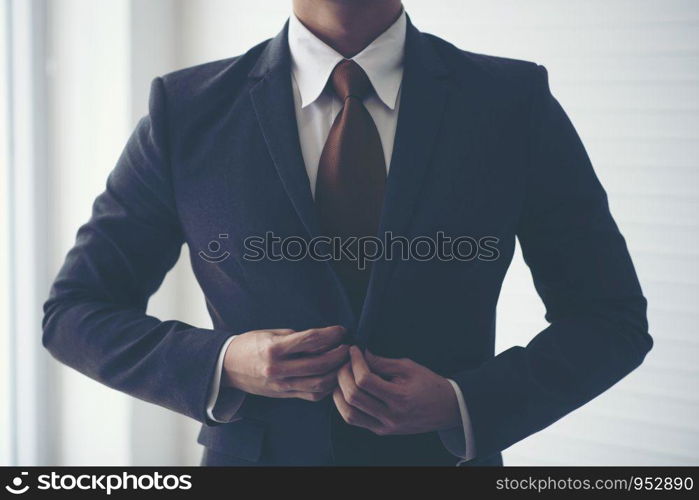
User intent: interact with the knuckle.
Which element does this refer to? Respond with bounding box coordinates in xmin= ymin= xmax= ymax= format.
xmin=276 ymin=379 xmax=291 ymax=392
xmin=262 ymin=363 xmax=280 ymax=380
xmin=355 ymin=373 xmax=369 ymax=390
xmin=345 ymin=389 xmax=361 ymax=406
xmin=266 ymin=342 xmax=283 ymax=359
xmin=305 ymin=328 xmax=320 ymax=339
xmin=345 ymin=410 xmax=359 ymax=425
xmin=395 ymin=387 xmax=409 ymax=402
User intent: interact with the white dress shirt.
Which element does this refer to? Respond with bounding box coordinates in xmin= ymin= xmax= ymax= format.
xmin=206 ymin=10 xmax=476 ymax=462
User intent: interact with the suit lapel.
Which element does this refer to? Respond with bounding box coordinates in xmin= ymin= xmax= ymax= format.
xmin=248 ymin=24 xmax=357 ymax=329
xmin=248 ymin=24 xmax=321 ymax=240
xmin=357 ymin=19 xmax=451 ymax=343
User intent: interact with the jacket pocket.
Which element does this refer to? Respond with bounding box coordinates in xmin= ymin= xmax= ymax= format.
xmin=197 ymin=418 xmax=266 ymax=463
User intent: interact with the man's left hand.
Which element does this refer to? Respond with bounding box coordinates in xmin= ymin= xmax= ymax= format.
xmin=333 ymin=346 xmax=461 ymax=435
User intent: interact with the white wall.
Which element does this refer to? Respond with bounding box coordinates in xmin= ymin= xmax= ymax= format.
xmin=0 ymin=0 xmax=12 ymax=465
xmin=32 ymin=0 xmax=699 ymax=465
xmin=44 ymin=0 xmax=205 ymax=465
xmin=45 ymin=0 xmax=134 ymax=465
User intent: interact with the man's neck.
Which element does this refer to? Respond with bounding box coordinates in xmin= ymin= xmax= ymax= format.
xmin=292 ymin=0 xmax=403 ymax=58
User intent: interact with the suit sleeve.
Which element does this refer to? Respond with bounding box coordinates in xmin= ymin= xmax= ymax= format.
xmin=451 ymin=65 xmax=653 ymax=460
xmin=42 ymin=77 xmax=233 ymax=424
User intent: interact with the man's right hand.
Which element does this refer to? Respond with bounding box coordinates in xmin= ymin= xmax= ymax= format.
xmin=222 ymin=325 xmax=348 ymax=402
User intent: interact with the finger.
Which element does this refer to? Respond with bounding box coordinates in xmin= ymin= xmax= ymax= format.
xmin=337 ymin=362 xmax=387 ymax=419
xmin=333 ymin=387 xmax=383 ymax=432
xmin=350 ymin=347 xmax=399 ymax=401
xmin=365 ymin=350 xmax=408 ymax=377
xmin=277 ymin=325 xmax=346 ymax=355
xmin=279 ymin=370 xmax=338 ymax=393
xmin=274 ymin=343 xmax=349 ymax=378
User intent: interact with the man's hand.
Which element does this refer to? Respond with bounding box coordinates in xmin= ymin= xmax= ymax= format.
xmin=223 ymin=325 xmax=348 ymax=401
xmin=333 ymin=346 xmax=461 ymax=435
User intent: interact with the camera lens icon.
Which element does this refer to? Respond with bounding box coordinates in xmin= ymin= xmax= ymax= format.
xmin=199 ymin=234 xmax=231 ymax=263
xmin=5 ymin=472 xmax=29 ymax=495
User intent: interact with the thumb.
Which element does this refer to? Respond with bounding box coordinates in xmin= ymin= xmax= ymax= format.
xmin=365 ymin=351 xmax=407 ymax=377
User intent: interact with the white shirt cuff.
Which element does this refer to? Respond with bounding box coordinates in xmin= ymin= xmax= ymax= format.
xmin=206 ymin=336 xmax=246 ymax=423
xmin=438 ymin=378 xmax=477 ymax=463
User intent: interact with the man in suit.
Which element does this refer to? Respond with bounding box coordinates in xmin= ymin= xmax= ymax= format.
xmin=43 ymin=0 xmax=652 ymax=466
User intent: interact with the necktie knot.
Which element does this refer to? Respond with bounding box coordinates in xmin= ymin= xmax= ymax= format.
xmin=330 ymin=59 xmax=372 ymax=101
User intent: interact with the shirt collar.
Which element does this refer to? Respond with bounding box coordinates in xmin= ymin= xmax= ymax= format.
xmin=288 ymin=10 xmax=406 ymax=109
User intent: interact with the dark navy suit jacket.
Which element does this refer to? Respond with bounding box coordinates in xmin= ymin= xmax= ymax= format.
xmin=42 ymin=18 xmax=652 ymax=466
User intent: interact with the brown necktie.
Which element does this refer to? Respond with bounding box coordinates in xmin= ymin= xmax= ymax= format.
xmin=315 ymin=59 xmax=386 ymax=315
